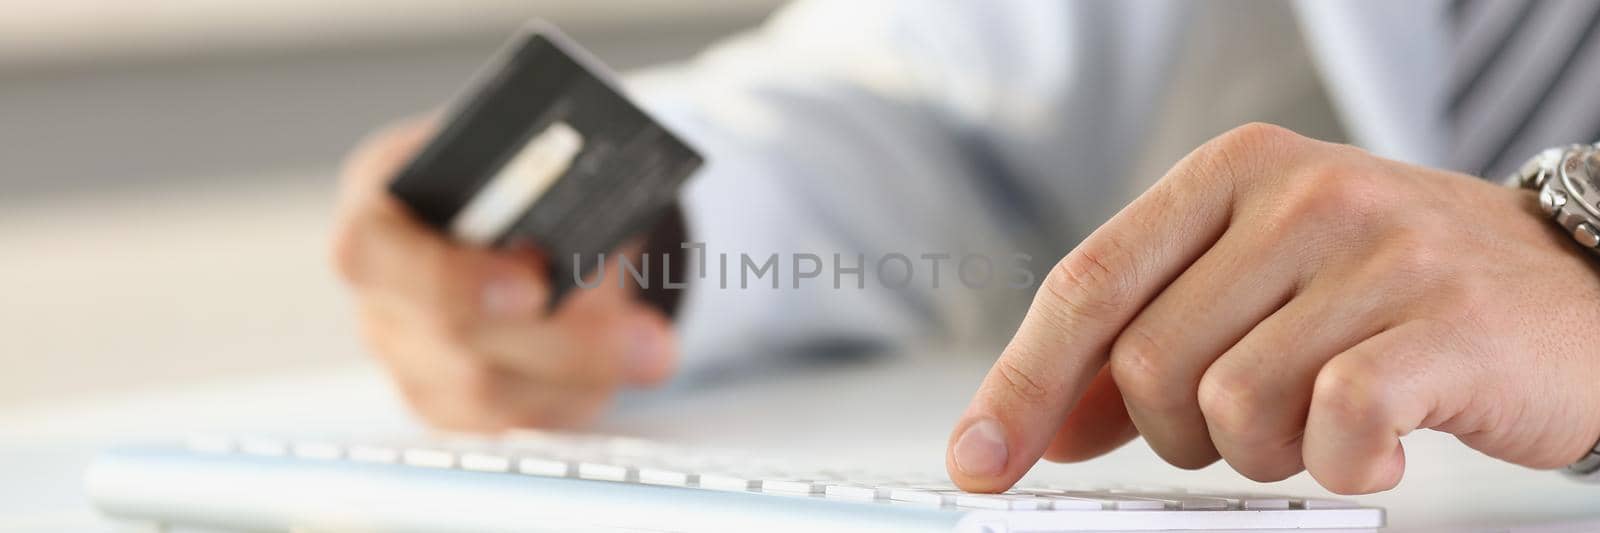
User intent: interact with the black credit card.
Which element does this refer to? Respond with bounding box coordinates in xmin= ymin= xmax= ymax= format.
xmin=388 ymin=22 xmax=703 ymax=305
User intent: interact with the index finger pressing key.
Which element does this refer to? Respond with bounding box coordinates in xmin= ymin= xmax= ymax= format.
xmin=946 ymin=124 xmax=1297 ymax=492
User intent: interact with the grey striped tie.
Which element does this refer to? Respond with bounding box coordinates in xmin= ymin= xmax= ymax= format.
xmin=1448 ymin=0 xmax=1600 ymax=178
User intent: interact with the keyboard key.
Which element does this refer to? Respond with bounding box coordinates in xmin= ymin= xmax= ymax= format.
xmin=638 ymin=468 xmax=695 ymax=487
xmin=955 ymin=493 xmax=1046 ymax=510
xmin=238 ymin=439 xmax=288 ymax=457
xmin=577 ymin=462 xmax=631 ymax=482
xmin=762 ymin=479 xmax=824 ymax=495
xmin=1047 ymin=490 xmax=1169 ymax=510
xmin=347 ymin=445 xmax=400 ymax=464
xmin=1107 ymin=485 xmax=1188 ymax=494
xmin=891 ymin=483 xmax=960 ymax=492
xmin=1011 ymin=490 xmax=1112 ymax=510
xmin=516 ymin=457 xmax=572 ymax=477
xmin=1036 ymin=496 xmax=1105 ymax=511
xmin=459 ymin=452 xmax=513 ymax=473
xmin=290 ymin=442 xmax=342 ymax=460
xmin=1200 ymin=492 xmax=1291 ymax=510
xmin=1295 ymin=498 xmax=1359 ymax=509
xmin=186 ymin=435 xmax=233 ymax=454
xmin=1113 ymin=492 xmax=1229 ymax=510
xmin=402 ymin=448 xmax=456 ymax=469
xmin=699 ymin=473 xmax=760 ymax=492
xmin=889 ymin=488 xmax=957 ymax=506
xmin=822 ymin=484 xmax=885 ymax=502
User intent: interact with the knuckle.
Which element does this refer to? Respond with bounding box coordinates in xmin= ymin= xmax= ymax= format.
xmin=993 ymin=356 xmax=1053 ymax=406
xmin=1388 ymin=243 xmax=1440 ymax=282
xmin=1216 ymin=122 xmax=1301 ymax=151
xmin=1198 ymin=123 xmax=1296 ymax=163
xmin=1108 ymin=326 xmax=1183 ymax=414
xmin=1369 ymin=228 xmax=1449 ymax=288
xmin=1042 ymin=244 xmax=1135 ymax=324
xmin=1312 ymin=357 xmax=1392 ymax=425
xmin=1195 ymin=123 xmax=1299 ymax=173
xmin=1242 ymin=204 xmax=1299 ymax=244
xmin=1196 ymin=366 xmax=1259 ymax=437
xmin=1283 ymin=163 xmax=1388 ymax=224
xmin=1439 ymin=275 xmax=1493 ymax=317
xmin=1199 ymin=365 xmax=1307 ymax=482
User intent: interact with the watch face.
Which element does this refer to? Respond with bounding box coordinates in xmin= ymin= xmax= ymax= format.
xmin=1562 ymin=149 xmax=1600 ymax=217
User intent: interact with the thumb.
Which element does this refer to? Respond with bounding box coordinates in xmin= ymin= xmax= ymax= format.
xmin=1297 ymin=320 xmax=1585 ymax=495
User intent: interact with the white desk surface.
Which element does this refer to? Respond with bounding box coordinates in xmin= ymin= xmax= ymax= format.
xmin=4 ymin=351 xmax=1600 ymax=532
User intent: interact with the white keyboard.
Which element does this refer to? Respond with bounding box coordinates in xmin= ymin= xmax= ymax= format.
xmin=86 ymin=432 xmax=1384 ymax=532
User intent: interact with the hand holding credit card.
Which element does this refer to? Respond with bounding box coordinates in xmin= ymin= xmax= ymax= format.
xmin=389 ymin=22 xmax=703 ymax=305
xmin=331 ymin=22 xmax=701 ymax=430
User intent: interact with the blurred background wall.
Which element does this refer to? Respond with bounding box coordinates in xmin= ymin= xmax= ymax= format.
xmin=0 ymin=1 xmax=785 ymax=411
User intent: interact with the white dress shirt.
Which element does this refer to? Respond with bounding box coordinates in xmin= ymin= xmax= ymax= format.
xmin=623 ymin=0 xmax=1476 ymax=375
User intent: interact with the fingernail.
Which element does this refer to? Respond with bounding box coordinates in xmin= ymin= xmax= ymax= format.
xmin=953 ymin=418 xmax=1009 ymax=478
xmin=482 ymin=277 xmax=539 ymax=316
xmin=625 ymin=323 xmax=667 ymax=384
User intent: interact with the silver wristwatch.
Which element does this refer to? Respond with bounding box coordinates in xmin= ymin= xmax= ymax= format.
xmin=1509 ymin=144 xmax=1600 ymax=480
xmin=1510 ymin=143 xmax=1600 ymax=253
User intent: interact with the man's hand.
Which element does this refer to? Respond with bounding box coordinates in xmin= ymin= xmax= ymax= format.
xmin=331 ymin=119 xmax=676 ymax=431
xmin=947 ymin=123 xmax=1600 ymax=494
